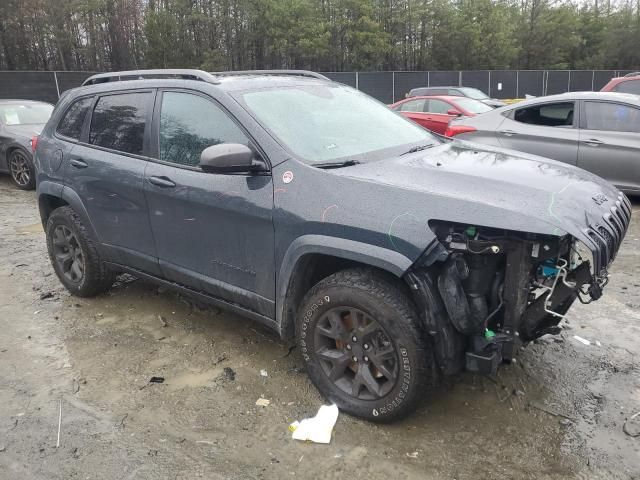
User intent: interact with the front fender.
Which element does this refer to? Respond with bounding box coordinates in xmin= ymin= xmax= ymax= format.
xmin=275 ymin=234 xmax=413 ymax=336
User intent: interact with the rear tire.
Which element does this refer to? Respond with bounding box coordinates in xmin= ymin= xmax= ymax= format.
xmin=8 ymin=149 xmax=36 ymax=190
xmin=297 ymin=268 xmax=436 ymax=422
xmin=46 ymin=206 xmax=115 ymax=297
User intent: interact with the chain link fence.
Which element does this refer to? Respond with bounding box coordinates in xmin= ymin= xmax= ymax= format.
xmin=0 ymin=70 xmax=634 ymax=105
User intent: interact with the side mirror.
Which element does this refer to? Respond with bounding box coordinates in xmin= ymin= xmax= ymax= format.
xmin=199 ymin=143 xmax=256 ymax=173
xmin=447 ymin=109 xmax=462 ymax=116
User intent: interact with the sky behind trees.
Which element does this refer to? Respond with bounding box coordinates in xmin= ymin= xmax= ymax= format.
xmin=1 ymin=0 xmax=639 ymax=72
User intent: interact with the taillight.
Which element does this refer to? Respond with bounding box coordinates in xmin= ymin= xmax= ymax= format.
xmin=444 ymin=125 xmax=477 ymax=137
xmin=31 ymin=135 xmax=39 ymax=153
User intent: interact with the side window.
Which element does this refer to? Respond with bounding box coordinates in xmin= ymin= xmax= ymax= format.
xmin=513 ymin=102 xmax=574 ymax=127
xmin=159 ymin=92 xmax=249 ymax=167
xmin=426 ymin=99 xmax=451 ymax=114
xmin=584 ymin=102 xmax=640 ymax=133
xmin=89 ymin=92 xmax=151 ymax=155
xmin=56 ymin=97 xmax=93 ymax=140
xmin=614 ymin=80 xmax=640 ymax=95
xmin=398 ymin=99 xmax=426 ymax=112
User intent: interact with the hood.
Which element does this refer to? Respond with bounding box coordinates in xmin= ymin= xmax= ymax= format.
xmin=483 ymin=98 xmax=507 ymax=108
xmin=336 ymin=141 xmax=622 ymax=245
xmin=4 ymin=124 xmax=45 ymax=139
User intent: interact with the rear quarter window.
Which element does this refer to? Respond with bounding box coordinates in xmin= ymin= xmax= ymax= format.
xmin=56 ymin=96 xmax=93 ymax=140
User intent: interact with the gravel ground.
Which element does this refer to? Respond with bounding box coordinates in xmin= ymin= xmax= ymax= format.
xmin=0 ymin=175 xmax=639 ymax=479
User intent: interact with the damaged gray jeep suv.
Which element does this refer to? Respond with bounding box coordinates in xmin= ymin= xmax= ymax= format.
xmin=36 ymin=69 xmax=631 ymax=422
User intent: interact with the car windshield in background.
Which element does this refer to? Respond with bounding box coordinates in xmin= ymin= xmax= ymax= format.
xmin=239 ymin=84 xmax=438 ymax=164
xmin=0 ymin=103 xmax=53 ymax=125
xmin=458 ymin=87 xmax=489 ymax=100
xmin=452 ymin=97 xmax=493 ymax=114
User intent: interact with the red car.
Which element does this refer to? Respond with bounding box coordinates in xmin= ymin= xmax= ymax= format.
xmin=600 ymin=72 xmax=640 ymax=95
xmin=390 ymin=95 xmax=493 ymax=134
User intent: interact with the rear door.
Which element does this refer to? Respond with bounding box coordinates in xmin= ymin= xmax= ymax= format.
xmin=62 ymin=90 xmax=160 ymax=275
xmin=423 ymin=99 xmax=456 ymax=135
xmin=395 ymin=98 xmax=432 ymax=129
xmin=578 ymin=100 xmax=640 ymax=193
xmin=144 ymin=89 xmax=275 ymax=317
xmin=496 ymin=101 xmax=579 ymax=165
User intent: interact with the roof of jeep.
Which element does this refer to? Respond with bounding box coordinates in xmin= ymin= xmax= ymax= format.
xmin=79 ymin=69 xmax=332 ymax=92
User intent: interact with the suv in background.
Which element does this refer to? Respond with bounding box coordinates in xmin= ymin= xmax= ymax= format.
xmin=407 ymin=86 xmax=506 ymax=108
xmin=35 ymin=69 xmax=629 ymax=422
xmin=601 ymin=72 xmax=640 ymax=95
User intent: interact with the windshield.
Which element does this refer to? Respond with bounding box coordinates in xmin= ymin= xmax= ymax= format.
xmin=238 ymin=84 xmax=438 ymax=163
xmin=458 ymin=87 xmax=489 ymax=100
xmin=0 ymin=103 xmax=53 ymax=126
xmin=452 ymin=97 xmax=493 ymax=114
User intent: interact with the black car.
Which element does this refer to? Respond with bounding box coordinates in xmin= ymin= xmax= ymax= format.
xmin=0 ymin=99 xmax=53 ymax=189
xmin=35 ymin=69 xmax=629 ymax=422
xmin=408 ymin=86 xmax=506 ymax=108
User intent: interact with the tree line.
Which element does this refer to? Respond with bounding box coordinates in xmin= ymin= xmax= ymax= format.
xmin=1 ymin=0 xmax=639 ymax=72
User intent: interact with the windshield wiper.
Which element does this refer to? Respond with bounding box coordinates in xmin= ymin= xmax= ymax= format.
xmin=400 ymin=143 xmax=437 ymax=156
xmin=313 ymin=159 xmax=361 ymax=169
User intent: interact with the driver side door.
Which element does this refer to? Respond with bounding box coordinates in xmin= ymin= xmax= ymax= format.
xmin=144 ymin=89 xmax=275 ymax=318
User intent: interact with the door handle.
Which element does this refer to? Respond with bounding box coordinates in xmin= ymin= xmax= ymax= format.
xmin=499 ymin=130 xmax=517 ymax=136
xmin=148 ymin=176 xmax=176 ymax=188
xmin=583 ymin=138 xmax=604 ymax=146
xmin=69 ymin=158 xmax=88 ymax=168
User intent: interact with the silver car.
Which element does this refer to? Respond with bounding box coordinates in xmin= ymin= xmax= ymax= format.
xmin=0 ymin=99 xmax=54 ymax=190
xmin=446 ymin=92 xmax=640 ymax=194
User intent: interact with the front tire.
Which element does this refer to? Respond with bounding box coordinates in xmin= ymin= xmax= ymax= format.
xmin=297 ymin=268 xmax=435 ymax=422
xmin=46 ymin=206 xmax=115 ymax=297
xmin=8 ymin=149 xmax=36 ymax=190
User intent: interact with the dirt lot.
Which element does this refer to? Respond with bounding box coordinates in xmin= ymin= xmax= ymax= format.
xmin=0 ymin=176 xmax=639 ymax=480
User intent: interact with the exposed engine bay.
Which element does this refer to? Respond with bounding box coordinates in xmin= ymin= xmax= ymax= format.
xmin=406 ymin=216 xmax=627 ymax=376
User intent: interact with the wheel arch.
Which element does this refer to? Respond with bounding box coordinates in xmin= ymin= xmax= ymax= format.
xmin=276 ymin=235 xmax=413 ymax=340
xmin=38 ymin=185 xmax=99 ymax=242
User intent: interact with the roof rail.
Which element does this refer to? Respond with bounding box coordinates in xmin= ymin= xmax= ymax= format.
xmin=623 ymin=71 xmax=640 ymax=78
xmin=82 ymin=69 xmax=220 ymax=86
xmin=210 ymin=70 xmax=329 ymax=81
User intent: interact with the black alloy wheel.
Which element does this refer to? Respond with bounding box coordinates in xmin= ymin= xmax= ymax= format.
xmin=314 ymin=306 xmax=398 ymax=400
xmin=51 ymin=224 xmax=85 ymax=284
xmin=298 ymin=268 xmax=435 ymax=422
xmin=45 ymin=206 xmax=115 ymax=297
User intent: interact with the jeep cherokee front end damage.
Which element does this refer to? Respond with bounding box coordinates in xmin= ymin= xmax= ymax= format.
xmin=406 ymin=192 xmax=632 ymax=376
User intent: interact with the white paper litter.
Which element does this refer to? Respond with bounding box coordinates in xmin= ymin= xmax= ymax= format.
xmin=260 ymin=369 xmax=268 ymax=377
xmin=255 ymin=398 xmax=270 ymax=407
xmin=573 ymin=335 xmax=591 ymax=346
xmin=291 ymin=404 xmax=339 ymax=444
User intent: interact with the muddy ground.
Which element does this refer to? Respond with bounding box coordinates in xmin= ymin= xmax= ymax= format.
xmin=0 ymin=176 xmax=638 ymax=480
